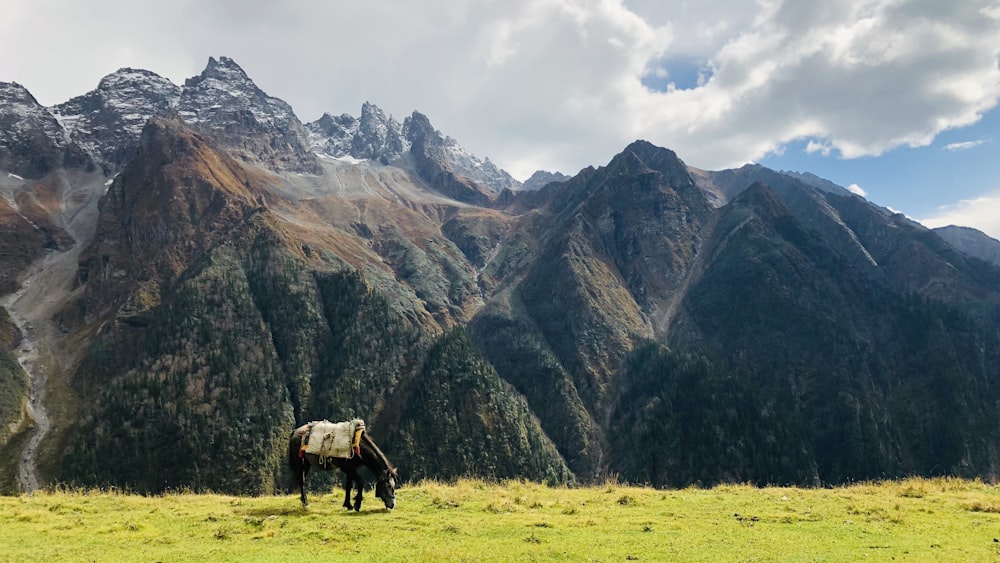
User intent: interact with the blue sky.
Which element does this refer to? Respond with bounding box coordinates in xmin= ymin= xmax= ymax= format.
xmin=1 ymin=0 xmax=998 ymax=236
xmin=759 ymin=103 xmax=1000 ymax=233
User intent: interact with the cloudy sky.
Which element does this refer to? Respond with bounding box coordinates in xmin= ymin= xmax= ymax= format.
xmin=2 ymin=0 xmax=999 ymax=235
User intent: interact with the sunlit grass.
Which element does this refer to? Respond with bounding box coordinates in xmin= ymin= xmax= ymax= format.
xmin=1 ymin=477 xmax=998 ymax=561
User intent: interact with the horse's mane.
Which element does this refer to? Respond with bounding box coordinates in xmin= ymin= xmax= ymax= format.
xmin=362 ymin=432 xmax=396 ymax=474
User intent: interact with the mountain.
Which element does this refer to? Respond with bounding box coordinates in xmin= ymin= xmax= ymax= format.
xmin=52 ymin=68 xmax=180 ymax=174
xmin=2 ymin=58 xmax=1000 ymax=495
xmin=523 ymin=170 xmax=570 ymax=191
xmin=0 ymin=82 xmax=91 ymax=179
xmin=934 ymin=225 xmax=1000 ymax=267
xmin=177 ymin=56 xmax=321 ymax=175
xmin=0 ymin=83 xmax=83 ymax=294
xmin=307 ymin=102 xmax=407 ymax=164
xmin=306 ymin=102 xmax=521 ymax=197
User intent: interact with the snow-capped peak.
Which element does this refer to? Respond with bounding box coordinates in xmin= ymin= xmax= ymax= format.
xmin=0 ymin=82 xmax=90 ymax=177
xmin=306 ymin=102 xmax=408 ymax=164
xmin=178 ymin=56 xmax=298 ymax=132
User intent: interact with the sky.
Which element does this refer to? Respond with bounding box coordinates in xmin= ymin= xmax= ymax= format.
xmin=1 ymin=0 xmax=999 ymax=236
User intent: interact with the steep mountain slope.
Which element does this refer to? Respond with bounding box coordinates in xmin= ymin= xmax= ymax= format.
xmin=60 ymin=116 xmax=566 ymax=492
xmin=619 ymin=181 xmax=1000 ymax=485
xmin=470 ymin=141 xmax=717 ymax=480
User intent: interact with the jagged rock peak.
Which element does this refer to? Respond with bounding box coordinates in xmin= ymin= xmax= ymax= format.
xmin=178 ymin=55 xmax=298 ymax=128
xmin=175 ymin=56 xmax=320 ymax=174
xmin=402 ymin=110 xmax=435 ymax=143
xmin=308 ymin=105 xmax=520 ymax=192
xmin=618 ymin=140 xmax=685 ymax=172
xmin=50 ymin=68 xmax=181 ymax=174
xmin=402 ymin=111 xmax=520 ymax=193
xmin=523 ymin=170 xmax=570 ymax=191
xmin=184 ymin=56 xmax=253 ymax=88
xmin=354 ymin=102 xmax=406 ymax=163
xmin=306 ymin=102 xmax=408 ymax=163
xmin=306 ymin=112 xmax=359 ymax=156
xmin=602 ymin=140 xmax=696 ymax=192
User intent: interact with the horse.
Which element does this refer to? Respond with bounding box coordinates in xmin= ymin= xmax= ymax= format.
xmin=289 ymin=422 xmax=398 ymax=511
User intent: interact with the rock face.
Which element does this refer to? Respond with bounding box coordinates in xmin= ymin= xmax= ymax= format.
xmin=306 ymin=104 xmax=521 ymax=196
xmin=307 ymin=102 xmax=407 ymax=164
xmin=3 ymin=58 xmax=1000 ymax=494
xmin=178 ymin=56 xmax=321 ymax=174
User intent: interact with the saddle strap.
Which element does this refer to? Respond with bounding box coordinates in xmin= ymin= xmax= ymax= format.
xmin=299 ymin=424 xmax=313 ymax=459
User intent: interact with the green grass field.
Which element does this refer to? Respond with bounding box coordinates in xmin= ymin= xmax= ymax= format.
xmin=1 ymin=478 xmax=998 ymax=562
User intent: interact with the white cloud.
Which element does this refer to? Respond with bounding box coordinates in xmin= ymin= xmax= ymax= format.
xmin=943 ymin=139 xmax=987 ymax=151
xmin=0 ymin=0 xmax=998 ymax=181
xmin=805 ymin=140 xmax=832 ymax=155
xmin=847 ymin=183 xmax=867 ymax=197
xmin=920 ymin=192 xmax=1000 ymax=239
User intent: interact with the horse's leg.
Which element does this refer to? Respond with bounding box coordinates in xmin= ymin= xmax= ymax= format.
xmin=342 ymin=471 xmax=353 ymax=510
xmin=300 ymin=463 xmax=310 ymax=507
xmin=290 ymin=433 xmax=308 ymax=507
xmin=353 ymin=473 xmax=364 ymax=512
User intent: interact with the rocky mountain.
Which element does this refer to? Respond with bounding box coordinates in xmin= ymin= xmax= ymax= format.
xmin=306 ymin=102 xmax=521 ymax=197
xmin=307 ymin=102 xmax=407 ymax=164
xmin=0 ymin=84 xmax=82 ymax=295
xmin=934 ymin=225 xmax=1000 ymax=267
xmin=0 ymin=82 xmax=91 ymax=179
xmin=522 ymin=170 xmax=570 ymax=191
xmin=2 ymin=57 xmax=1000 ymax=495
xmin=51 ymin=68 xmax=180 ymax=174
xmin=177 ymin=56 xmax=321 ymax=175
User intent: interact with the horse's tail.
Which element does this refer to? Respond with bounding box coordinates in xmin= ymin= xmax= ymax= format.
xmin=288 ymin=430 xmax=303 ymax=493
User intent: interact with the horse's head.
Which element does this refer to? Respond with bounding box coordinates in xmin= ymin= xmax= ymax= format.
xmin=375 ymin=468 xmax=398 ymax=510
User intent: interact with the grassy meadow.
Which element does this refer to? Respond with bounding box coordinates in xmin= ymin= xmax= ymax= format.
xmin=1 ymin=478 xmax=999 ymax=562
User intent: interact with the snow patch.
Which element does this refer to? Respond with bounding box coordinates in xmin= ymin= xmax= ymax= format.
xmin=333 ymin=154 xmax=369 ymax=164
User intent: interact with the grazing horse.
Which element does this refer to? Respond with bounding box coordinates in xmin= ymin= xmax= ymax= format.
xmin=289 ymin=422 xmax=398 ymax=511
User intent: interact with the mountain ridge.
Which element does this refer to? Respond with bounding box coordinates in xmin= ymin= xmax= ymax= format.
xmin=2 ymin=56 xmax=1000 ymax=494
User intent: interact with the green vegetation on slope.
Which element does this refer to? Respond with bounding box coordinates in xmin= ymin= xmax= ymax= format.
xmin=1 ymin=479 xmax=999 ymax=562
xmin=667 ymin=186 xmax=1000 ymax=485
xmin=64 ymin=246 xmax=294 ymax=494
xmin=61 ymin=224 xmax=570 ymax=493
xmin=610 ymin=344 xmax=818 ymax=488
xmin=470 ymin=314 xmax=603 ymax=481
xmin=395 ymin=328 xmax=572 ymax=484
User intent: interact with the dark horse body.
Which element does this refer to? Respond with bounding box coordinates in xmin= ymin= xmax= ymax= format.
xmin=289 ymin=423 xmax=398 ymax=511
